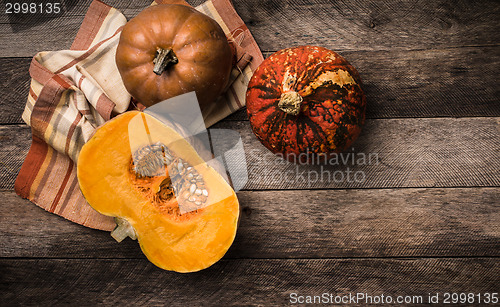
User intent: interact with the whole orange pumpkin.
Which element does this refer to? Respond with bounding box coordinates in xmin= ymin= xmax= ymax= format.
xmin=116 ymin=4 xmax=233 ymax=110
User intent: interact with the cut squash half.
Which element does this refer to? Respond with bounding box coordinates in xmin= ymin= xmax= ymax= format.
xmin=77 ymin=111 xmax=239 ymax=272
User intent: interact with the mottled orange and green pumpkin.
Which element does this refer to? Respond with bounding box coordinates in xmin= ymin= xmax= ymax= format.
xmin=246 ymin=45 xmax=366 ymax=163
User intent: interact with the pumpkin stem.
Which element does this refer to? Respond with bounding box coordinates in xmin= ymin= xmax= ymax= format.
xmin=153 ymin=47 xmax=178 ymax=75
xmin=278 ymin=91 xmax=303 ymax=116
xmin=111 ymin=217 xmax=137 ymax=242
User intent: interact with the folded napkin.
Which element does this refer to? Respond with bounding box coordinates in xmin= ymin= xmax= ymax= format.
xmin=15 ymin=0 xmax=263 ymax=231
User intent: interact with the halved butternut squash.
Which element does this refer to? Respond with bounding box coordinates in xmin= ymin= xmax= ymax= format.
xmin=77 ymin=111 xmax=239 ymax=272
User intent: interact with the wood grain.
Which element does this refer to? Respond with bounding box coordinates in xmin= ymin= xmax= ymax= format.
xmin=1 ymin=188 xmax=498 ymax=259
xmin=2 ymin=45 xmax=499 ymax=124
xmin=234 ymin=0 xmax=500 ymax=52
xmin=1 ymin=0 xmax=499 ymax=56
xmin=0 ymin=192 xmax=144 ymax=259
xmin=216 ymin=118 xmax=500 ymax=189
xmin=1 ymin=0 xmax=498 ymax=304
xmin=0 ymin=125 xmax=31 ymax=190
xmin=0 ymin=0 xmax=206 ymax=25
xmin=0 ymin=0 xmax=146 ymax=22
xmin=2 ymin=117 xmax=499 ymax=191
xmin=1 ymin=258 xmax=498 ymax=305
xmin=0 ymin=58 xmax=31 ymax=124
xmin=233 ymin=46 xmax=500 ymax=120
xmin=0 ymin=0 xmax=207 ymax=57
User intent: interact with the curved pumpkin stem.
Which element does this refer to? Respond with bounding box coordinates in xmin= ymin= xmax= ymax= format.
xmin=153 ymin=47 xmax=178 ymax=75
xmin=278 ymin=91 xmax=303 ymax=116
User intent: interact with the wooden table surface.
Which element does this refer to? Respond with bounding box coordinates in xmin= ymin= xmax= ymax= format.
xmin=1 ymin=0 xmax=499 ymax=305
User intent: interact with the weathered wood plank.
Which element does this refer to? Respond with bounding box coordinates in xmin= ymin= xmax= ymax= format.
xmin=0 ymin=0 xmax=206 ymax=25
xmin=217 ymin=118 xmax=500 ymax=189
xmin=2 ymin=46 xmax=499 ymax=124
xmin=0 ymin=192 xmax=144 ymax=259
xmin=1 ymin=117 xmax=499 ymax=190
xmin=1 ymin=258 xmax=498 ymax=305
xmin=0 ymin=125 xmax=31 ymax=190
xmin=235 ymin=0 xmax=500 ymax=52
xmin=1 ymin=0 xmax=499 ymax=57
xmin=0 ymin=58 xmax=31 ymax=124
xmin=229 ymin=46 xmax=500 ymax=120
xmin=0 ymin=0 xmax=206 ymax=57
xmin=1 ymin=188 xmax=498 ymax=259
xmin=0 ymin=0 xmax=153 ymax=25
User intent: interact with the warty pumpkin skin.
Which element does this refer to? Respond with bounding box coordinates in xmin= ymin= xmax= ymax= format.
xmin=246 ymin=46 xmax=366 ymax=164
xmin=116 ymin=4 xmax=233 ymax=110
xmin=77 ymin=111 xmax=239 ymax=273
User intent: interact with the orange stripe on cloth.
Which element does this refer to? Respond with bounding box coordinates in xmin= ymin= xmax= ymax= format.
xmin=29 ymin=88 xmax=38 ymax=101
xmin=71 ymin=0 xmax=112 ymax=50
xmin=65 ymin=112 xmax=83 ymax=155
xmin=78 ymin=74 xmax=85 ymax=88
xmin=14 ymin=135 xmax=49 ymax=198
xmin=236 ymin=53 xmax=253 ymax=72
xmin=29 ymin=75 xmax=72 ymax=139
xmin=52 ymin=74 xmax=72 ymax=88
xmin=96 ymin=93 xmax=116 ymax=121
xmin=29 ymin=57 xmax=56 ymax=86
xmin=209 ymin=0 xmax=264 ymax=71
xmin=230 ymin=86 xmax=243 ymax=109
xmin=32 ymin=145 xmax=58 ymax=201
xmin=22 ymin=145 xmax=116 ymax=230
xmin=54 ymin=26 xmax=123 ymax=75
xmin=56 ymin=174 xmax=79 ymax=215
xmin=49 ymin=159 xmax=75 ymax=213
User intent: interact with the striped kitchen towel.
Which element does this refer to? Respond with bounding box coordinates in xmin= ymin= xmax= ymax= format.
xmin=14 ymin=0 xmax=263 ymax=231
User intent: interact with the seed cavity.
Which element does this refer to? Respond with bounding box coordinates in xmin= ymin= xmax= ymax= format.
xmin=132 ymin=142 xmax=209 ymax=211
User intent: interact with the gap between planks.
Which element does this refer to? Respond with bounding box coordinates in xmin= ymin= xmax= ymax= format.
xmin=2 ymin=188 xmax=498 ymax=259
xmin=2 ymin=44 xmax=499 ymax=124
xmin=1 ymin=117 xmax=499 ymax=190
xmin=1 ymin=0 xmax=500 ymax=56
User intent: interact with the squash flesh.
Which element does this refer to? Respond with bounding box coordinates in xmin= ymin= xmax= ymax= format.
xmin=77 ymin=111 xmax=239 ymax=272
